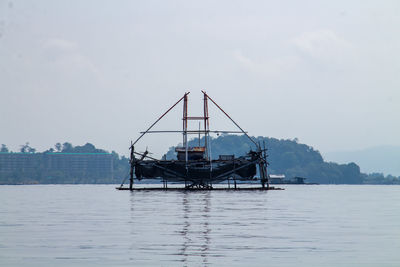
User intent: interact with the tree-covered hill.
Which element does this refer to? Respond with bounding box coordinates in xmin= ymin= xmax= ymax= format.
xmin=166 ymin=135 xmax=398 ymax=184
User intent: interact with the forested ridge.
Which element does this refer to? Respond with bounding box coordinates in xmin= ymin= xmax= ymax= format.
xmin=166 ymin=135 xmax=400 ymax=185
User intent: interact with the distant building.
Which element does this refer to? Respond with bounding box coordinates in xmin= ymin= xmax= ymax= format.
xmin=0 ymin=152 xmax=113 ymax=183
xmin=0 ymin=153 xmax=38 ymax=172
xmin=269 ymin=174 xmax=286 ymax=184
xmin=44 ymin=153 xmax=113 ymax=179
xmin=269 ymin=174 xmax=307 ymax=184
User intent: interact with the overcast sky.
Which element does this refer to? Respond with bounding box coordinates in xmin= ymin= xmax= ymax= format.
xmin=1 ymin=0 xmax=399 ymax=157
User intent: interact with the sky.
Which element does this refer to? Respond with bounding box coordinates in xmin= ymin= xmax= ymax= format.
xmin=1 ymin=0 xmax=399 ymax=158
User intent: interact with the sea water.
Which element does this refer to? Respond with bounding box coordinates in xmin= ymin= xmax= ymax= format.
xmin=0 ymin=185 xmax=399 ymax=266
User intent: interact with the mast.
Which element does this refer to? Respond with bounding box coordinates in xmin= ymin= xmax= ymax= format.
xmin=183 ymin=93 xmax=188 ymax=165
xmin=203 ymin=92 xmax=210 ymax=160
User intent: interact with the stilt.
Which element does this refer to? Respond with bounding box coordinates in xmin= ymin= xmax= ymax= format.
xmin=258 ymin=147 xmax=269 ymax=190
xmin=129 ymin=144 xmax=135 ymax=191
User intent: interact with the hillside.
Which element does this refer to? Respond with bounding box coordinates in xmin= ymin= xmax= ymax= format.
xmin=166 ymin=135 xmax=364 ymax=184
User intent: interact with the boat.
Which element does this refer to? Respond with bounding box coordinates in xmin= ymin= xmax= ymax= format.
xmin=269 ymin=175 xmax=306 ymax=184
xmin=122 ymin=91 xmax=269 ymax=190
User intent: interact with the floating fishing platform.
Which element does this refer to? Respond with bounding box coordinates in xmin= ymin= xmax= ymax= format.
xmin=116 ymin=186 xmax=284 ymax=191
xmin=118 ymin=91 xmax=277 ymax=191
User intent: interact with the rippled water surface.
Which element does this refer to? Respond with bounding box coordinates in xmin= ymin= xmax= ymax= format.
xmin=1 ymin=185 xmax=400 ymax=266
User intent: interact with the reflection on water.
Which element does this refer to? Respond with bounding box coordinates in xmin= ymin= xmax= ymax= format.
xmin=128 ymin=190 xmax=214 ymax=265
xmin=180 ymin=191 xmax=211 ymax=264
xmin=1 ymin=185 xmax=400 ymax=266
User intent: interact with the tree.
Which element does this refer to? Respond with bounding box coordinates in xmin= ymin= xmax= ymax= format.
xmin=62 ymin=142 xmax=73 ymax=152
xmin=55 ymin=143 xmax=62 ymax=152
xmin=20 ymin=143 xmax=27 ymax=153
xmin=74 ymin=143 xmax=102 ymax=153
xmin=20 ymin=142 xmax=36 ymax=153
xmin=1 ymin=144 xmax=9 ymax=152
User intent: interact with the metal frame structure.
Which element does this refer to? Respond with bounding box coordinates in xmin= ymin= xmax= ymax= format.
xmin=122 ymin=91 xmax=269 ymax=190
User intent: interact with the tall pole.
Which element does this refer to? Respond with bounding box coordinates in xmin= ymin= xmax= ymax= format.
xmin=129 ymin=144 xmax=134 ymax=190
xmin=203 ymin=91 xmax=212 ymax=185
xmin=183 ymin=94 xmax=188 ymax=164
xmin=258 ymin=141 xmax=269 ymax=189
xmin=203 ymin=92 xmax=210 ymax=160
xmin=260 ymin=160 xmax=266 ymax=189
xmin=263 ymin=140 xmax=270 ymax=189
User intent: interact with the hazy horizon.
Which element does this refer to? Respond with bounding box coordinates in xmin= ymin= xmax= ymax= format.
xmin=1 ymin=1 xmax=399 ymax=158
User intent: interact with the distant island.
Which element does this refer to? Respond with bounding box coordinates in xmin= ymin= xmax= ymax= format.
xmin=0 ymin=136 xmax=399 ymax=185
